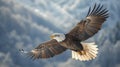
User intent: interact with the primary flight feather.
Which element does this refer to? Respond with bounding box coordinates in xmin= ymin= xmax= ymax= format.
xmin=20 ymin=3 xmax=109 ymax=61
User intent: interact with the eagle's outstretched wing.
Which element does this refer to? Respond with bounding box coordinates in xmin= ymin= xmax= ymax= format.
xmin=20 ymin=39 xmax=66 ymax=60
xmin=67 ymin=4 xmax=109 ymax=41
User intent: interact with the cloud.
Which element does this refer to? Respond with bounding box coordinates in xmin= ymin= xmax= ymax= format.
xmin=0 ymin=52 xmax=19 ymax=67
xmin=16 ymin=0 xmax=79 ymax=31
xmin=0 ymin=0 xmax=120 ymax=67
xmin=57 ymin=59 xmax=85 ymax=67
xmin=44 ymin=59 xmax=86 ymax=67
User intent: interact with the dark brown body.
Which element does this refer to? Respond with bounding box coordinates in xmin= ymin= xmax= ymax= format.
xmin=60 ymin=34 xmax=83 ymax=51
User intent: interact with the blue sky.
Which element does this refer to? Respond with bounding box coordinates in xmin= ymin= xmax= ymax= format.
xmin=0 ymin=0 xmax=120 ymax=67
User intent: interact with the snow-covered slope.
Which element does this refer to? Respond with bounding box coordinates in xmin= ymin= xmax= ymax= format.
xmin=0 ymin=0 xmax=120 ymax=67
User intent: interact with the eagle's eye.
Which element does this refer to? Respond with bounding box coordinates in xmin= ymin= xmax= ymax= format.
xmin=55 ymin=35 xmax=60 ymax=37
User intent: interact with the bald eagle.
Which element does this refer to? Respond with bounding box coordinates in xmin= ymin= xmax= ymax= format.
xmin=20 ymin=4 xmax=109 ymax=61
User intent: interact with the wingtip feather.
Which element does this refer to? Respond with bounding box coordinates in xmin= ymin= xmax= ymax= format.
xmin=86 ymin=3 xmax=109 ymax=18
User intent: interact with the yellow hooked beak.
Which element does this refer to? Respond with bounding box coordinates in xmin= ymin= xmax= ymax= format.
xmin=50 ymin=35 xmax=55 ymax=39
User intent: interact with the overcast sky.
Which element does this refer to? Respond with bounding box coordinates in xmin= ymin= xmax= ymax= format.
xmin=0 ymin=0 xmax=120 ymax=67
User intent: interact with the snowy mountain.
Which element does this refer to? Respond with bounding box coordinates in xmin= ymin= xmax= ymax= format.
xmin=0 ymin=0 xmax=120 ymax=67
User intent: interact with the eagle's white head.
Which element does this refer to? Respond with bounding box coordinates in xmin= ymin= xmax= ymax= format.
xmin=50 ymin=33 xmax=65 ymax=42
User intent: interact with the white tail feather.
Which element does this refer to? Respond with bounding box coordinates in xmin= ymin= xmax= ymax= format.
xmin=72 ymin=42 xmax=98 ymax=61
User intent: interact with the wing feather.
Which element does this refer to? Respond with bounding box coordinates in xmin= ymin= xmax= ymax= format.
xmin=68 ymin=4 xmax=109 ymax=41
xmin=26 ymin=39 xmax=66 ymax=60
